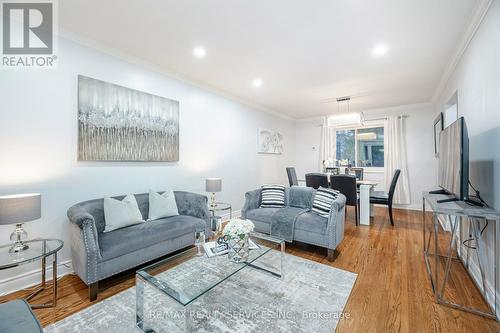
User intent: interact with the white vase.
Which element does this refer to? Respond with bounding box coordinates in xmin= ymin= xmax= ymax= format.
xmin=228 ymin=234 xmax=249 ymax=263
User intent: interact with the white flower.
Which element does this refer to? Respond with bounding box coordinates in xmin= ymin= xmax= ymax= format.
xmin=223 ymin=218 xmax=254 ymax=240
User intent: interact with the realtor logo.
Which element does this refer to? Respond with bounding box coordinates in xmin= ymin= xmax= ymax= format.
xmin=1 ymin=0 xmax=58 ymax=68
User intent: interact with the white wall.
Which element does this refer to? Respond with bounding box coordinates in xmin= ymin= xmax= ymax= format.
xmin=0 ymin=38 xmax=295 ymax=292
xmin=433 ymin=0 xmax=500 ymax=313
xmin=295 ymin=103 xmax=437 ymax=210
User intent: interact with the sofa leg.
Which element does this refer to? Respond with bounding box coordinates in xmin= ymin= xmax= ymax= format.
xmin=327 ymin=249 xmax=339 ymax=261
xmin=89 ymin=282 xmax=98 ymax=302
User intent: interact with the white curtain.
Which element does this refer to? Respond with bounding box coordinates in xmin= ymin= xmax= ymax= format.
xmin=384 ymin=116 xmax=411 ymax=204
xmin=319 ymin=117 xmax=336 ymax=172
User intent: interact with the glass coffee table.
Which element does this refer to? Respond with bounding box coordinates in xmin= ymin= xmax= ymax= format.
xmin=136 ymin=232 xmax=285 ymax=332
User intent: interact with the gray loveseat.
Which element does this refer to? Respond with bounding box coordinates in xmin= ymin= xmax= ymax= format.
xmin=67 ymin=191 xmax=211 ymax=301
xmin=242 ymin=186 xmax=346 ymax=260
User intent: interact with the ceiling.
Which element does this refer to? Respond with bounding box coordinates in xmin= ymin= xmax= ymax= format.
xmin=59 ymin=0 xmax=486 ymax=119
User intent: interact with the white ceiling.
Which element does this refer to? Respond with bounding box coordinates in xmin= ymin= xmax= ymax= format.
xmin=60 ymin=0 xmax=486 ymax=119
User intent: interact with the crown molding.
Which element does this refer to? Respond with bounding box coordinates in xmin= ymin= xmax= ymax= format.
xmin=431 ymin=0 xmax=493 ymax=103
xmin=58 ymin=29 xmax=295 ymax=122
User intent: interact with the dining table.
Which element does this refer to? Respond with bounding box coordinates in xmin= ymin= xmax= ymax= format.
xmin=324 ymin=174 xmax=379 ymax=226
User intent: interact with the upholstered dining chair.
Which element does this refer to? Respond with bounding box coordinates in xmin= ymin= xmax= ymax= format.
xmin=345 ymin=167 xmax=364 ymax=180
xmin=330 ymin=174 xmax=358 ymax=226
xmin=305 ymin=173 xmax=328 ymax=189
xmin=370 ymin=169 xmax=401 ymax=226
xmin=286 ymin=167 xmax=299 ymax=186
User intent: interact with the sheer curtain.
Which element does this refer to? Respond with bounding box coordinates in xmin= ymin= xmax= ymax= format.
xmin=384 ymin=116 xmax=411 ymax=204
xmin=319 ymin=117 xmax=336 ymax=171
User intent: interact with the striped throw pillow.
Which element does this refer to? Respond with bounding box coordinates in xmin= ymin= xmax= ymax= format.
xmin=312 ymin=187 xmax=340 ymax=217
xmin=260 ymin=185 xmax=285 ymax=208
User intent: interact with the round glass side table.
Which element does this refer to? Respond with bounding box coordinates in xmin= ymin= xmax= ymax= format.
xmin=0 ymin=238 xmax=63 ymax=308
xmin=208 ymin=202 xmax=232 ymax=233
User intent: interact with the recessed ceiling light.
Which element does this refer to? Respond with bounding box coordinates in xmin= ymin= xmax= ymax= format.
xmin=372 ymin=44 xmax=388 ymax=57
xmin=193 ymin=46 xmax=206 ymax=58
xmin=253 ymin=79 xmax=263 ymax=87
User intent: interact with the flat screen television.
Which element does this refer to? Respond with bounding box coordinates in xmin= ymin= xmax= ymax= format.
xmin=438 ymin=117 xmax=469 ymax=201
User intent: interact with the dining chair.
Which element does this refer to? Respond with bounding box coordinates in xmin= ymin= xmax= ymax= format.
xmin=330 ymin=174 xmax=358 ymax=226
xmin=325 ymin=167 xmax=340 ymax=175
xmin=286 ymin=167 xmax=299 ymax=186
xmin=345 ymin=167 xmax=364 ymax=180
xmin=305 ymin=173 xmax=328 ymax=189
xmin=370 ymin=169 xmax=401 ymax=226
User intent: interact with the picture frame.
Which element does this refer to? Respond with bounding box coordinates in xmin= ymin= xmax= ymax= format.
xmin=433 ymin=112 xmax=444 ymax=158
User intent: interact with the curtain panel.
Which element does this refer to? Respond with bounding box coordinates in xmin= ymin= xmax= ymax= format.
xmin=384 ymin=116 xmax=411 ymax=205
xmin=319 ymin=117 xmax=336 ymax=172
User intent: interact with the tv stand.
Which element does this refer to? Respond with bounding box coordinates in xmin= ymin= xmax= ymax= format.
xmin=422 ymin=191 xmax=500 ymax=321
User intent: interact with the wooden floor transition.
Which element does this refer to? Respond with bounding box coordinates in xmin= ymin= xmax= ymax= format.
xmin=1 ymin=207 xmax=499 ymax=332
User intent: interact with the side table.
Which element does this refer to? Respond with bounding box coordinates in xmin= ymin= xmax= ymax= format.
xmin=0 ymin=239 xmax=64 ymax=309
xmin=208 ymin=202 xmax=232 ymax=233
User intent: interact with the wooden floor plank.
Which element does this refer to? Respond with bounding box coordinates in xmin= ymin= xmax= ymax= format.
xmin=1 ymin=206 xmax=498 ymax=332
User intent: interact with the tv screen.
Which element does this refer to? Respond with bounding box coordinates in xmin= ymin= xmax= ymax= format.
xmin=438 ymin=117 xmax=469 ymax=201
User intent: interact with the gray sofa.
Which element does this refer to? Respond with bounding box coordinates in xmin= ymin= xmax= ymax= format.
xmin=67 ymin=191 xmax=211 ymax=301
xmin=242 ymin=186 xmax=346 ymax=260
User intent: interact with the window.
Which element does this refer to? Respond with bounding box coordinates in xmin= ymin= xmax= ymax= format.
xmin=336 ymin=129 xmax=355 ymax=166
xmin=335 ymin=126 xmax=384 ymax=168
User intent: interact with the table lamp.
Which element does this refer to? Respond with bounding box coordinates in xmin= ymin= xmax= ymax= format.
xmin=205 ymin=178 xmax=221 ymax=208
xmin=0 ymin=193 xmax=41 ymax=253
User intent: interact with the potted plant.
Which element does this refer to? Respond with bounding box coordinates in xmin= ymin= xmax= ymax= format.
xmin=223 ymin=218 xmax=254 ymax=263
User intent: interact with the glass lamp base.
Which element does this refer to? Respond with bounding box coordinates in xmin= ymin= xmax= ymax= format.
xmin=9 ymin=223 xmax=29 ymax=253
xmin=9 ymin=242 xmax=29 ymax=253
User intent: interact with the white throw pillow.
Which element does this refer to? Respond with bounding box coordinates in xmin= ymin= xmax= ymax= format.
xmin=148 ymin=190 xmax=179 ymax=221
xmin=103 ymin=194 xmax=145 ymax=232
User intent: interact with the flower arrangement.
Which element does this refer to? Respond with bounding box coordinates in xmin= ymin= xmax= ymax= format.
xmin=223 ymin=218 xmax=255 ymax=240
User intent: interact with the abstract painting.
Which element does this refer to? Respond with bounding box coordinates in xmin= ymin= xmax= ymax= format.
xmin=78 ymin=75 xmax=179 ymax=161
xmin=258 ymin=128 xmax=283 ymax=154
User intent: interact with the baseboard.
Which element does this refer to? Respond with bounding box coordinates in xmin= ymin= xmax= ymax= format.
xmin=0 ymin=260 xmax=73 ymax=297
xmin=457 ymin=245 xmax=500 ymax=318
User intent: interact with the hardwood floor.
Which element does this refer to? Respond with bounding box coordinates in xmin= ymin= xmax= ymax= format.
xmin=1 ymin=207 xmax=499 ymax=332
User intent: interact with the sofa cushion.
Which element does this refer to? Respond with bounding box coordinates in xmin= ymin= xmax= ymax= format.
xmin=245 ymin=208 xmax=280 ymax=222
xmin=312 ymin=187 xmax=340 ymax=217
xmin=103 ymin=194 xmax=145 ymax=233
xmin=260 ymin=185 xmax=285 ymax=208
xmin=288 ymin=186 xmax=314 ymax=209
xmin=98 ymin=215 xmax=206 ymax=261
xmin=295 ymin=212 xmax=328 ymax=235
xmin=148 ymin=190 xmax=179 ymax=220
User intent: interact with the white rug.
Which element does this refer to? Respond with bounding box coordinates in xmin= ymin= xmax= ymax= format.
xmin=45 ymin=252 xmax=356 ymax=333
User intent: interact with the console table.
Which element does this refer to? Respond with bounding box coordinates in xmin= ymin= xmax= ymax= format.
xmin=422 ymin=192 xmax=500 ymax=321
xmin=0 ymin=239 xmax=63 ymax=308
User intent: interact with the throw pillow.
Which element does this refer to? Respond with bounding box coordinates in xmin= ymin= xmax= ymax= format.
xmin=103 ymin=194 xmax=145 ymax=232
xmin=260 ymin=185 xmax=285 ymax=208
xmin=312 ymin=187 xmax=340 ymax=217
xmin=148 ymin=190 xmax=179 ymax=221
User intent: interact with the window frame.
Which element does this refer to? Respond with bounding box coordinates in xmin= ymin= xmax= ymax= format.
xmin=335 ymin=122 xmax=385 ymax=172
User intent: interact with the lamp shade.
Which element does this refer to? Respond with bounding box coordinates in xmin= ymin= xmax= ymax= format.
xmin=205 ymin=178 xmax=222 ymax=193
xmin=0 ymin=193 xmax=41 ymax=225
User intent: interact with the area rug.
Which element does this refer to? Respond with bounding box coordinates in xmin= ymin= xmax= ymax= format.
xmin=45 ymin=252 xmax=357 ymax=333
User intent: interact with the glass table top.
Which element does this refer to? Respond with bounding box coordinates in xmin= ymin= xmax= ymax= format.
xmin=137 ymin=232 xmax=283 ymax=306
xmin=0 ymin=239 xmax=64 ymax=270
xmin=208 ymin=202 xmax=231 ymax=212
